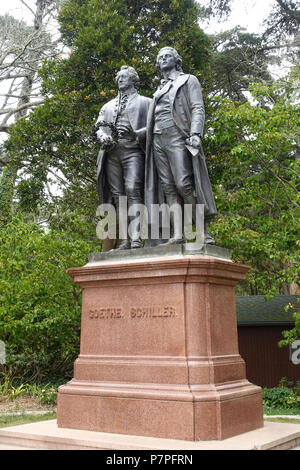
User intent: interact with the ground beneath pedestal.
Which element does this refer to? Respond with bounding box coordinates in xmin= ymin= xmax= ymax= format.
xmin=0 ymin=396 xmax=56 ymax=414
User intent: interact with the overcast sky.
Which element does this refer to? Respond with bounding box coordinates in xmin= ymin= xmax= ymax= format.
xmin=0 ymin=0 xmax=274 ymax=34
xmin=202 ymin=0 xmax=274 ymax=34
xmin=0 ymin=0 xmax=43 ymax=22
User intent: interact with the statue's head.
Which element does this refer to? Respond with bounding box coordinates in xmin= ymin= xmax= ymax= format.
xmin=116 ymin=65 xmax=140 ymax=91
xmin=156 ymin=47 xmax=183 ymax=73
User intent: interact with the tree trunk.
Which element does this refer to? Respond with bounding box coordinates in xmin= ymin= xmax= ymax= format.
xmin=0 ymin=1 xmax=52 ymax=222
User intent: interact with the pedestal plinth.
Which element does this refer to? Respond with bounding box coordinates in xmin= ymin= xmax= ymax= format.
xmin=57 ymin=245 xmax=263 ymax=441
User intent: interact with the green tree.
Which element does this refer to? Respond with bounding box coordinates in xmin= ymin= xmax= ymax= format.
xmin=279 ymin=301 xmax=300 ymax=347
xmin=0 ymin=216 xmax=97 ymax=381
xmin=4 ymin=0 xmax=212 ymax=231
xmin=205 ymin=74 xmax=300 ymax=296
xmin=210 ymin=27 xmax=275 ymax=102
xmin=263 ymin=0 xmax=300 ymax=43
xmin=0 ymin=1 xmax=66 ymax=224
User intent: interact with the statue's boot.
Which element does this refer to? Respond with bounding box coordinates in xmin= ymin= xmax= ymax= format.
xmin=131 ymin=238 xmax=143 ymax=249
xmin=113 ymin=239 xmax=131 ymax=251
xmin=163 ymin=196 xmax=185 ymax=245
xmin=107 ymin=197 xmax=130 ymax=251
xmin=182 ymin=193 xmax=216 ymax=246
xmin=204 ymin=219 xmax=215 ymax=245
xmin=128 ymin=196 xmax=144 ymax=249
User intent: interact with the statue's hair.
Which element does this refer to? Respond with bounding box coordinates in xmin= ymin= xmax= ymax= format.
xmin=115 ymin=65 xmax=140 ymax=89
xmin=156 ymin=47 xmax=183 ymax=72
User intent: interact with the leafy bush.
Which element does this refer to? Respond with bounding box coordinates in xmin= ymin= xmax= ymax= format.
xmin=263 ymin=387 xmax=297 ymax=409
xmin=36 ymin=386 xmax=58 ymax=405
xmin=0 ymin=217 xmax=97 ymax=382
xmin=0 ymin=373 xmax=64 ymax=406
xmin=263 ymin=379 xmax=300 ymax=410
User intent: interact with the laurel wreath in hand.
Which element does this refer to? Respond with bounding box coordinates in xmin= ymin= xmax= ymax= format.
xmin=91 ymin=120 xmax=119 ymax=148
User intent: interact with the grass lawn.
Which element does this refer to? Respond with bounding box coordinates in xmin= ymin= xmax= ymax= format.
xmin=264 ymin=417 xmax=300 ymax=424
xmin=263 ymin=407 xmax=300 ymax=416
xmin=0 ymin=411 xmax=57 ymax=429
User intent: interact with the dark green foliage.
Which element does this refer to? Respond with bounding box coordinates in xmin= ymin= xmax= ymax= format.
xmin=264 ymin=0 xmax=300 ymax=42
xmin=263 ymin=387 xmax=299 ymax=409
xmin=0 ymin=217 xmax=98 ymax=381
xmin=16 ymin=179 xmax=46 ymax=213
xmin=205 ymin=77 xmax=300 ymax=296
xmin=0 ymin=167 xmax=15 ymax=224
xmin=279 ymin=300 xmax=300 ymax=347
xmin=203 ymin=0 xmax=232 ymax=18
xmin=263 ymin=379 xmax=300 ymax=410
xmin=210 ymin=28 xmax=275 ymax=102
xmin=0 ymin=376 xmax=62 ymax=405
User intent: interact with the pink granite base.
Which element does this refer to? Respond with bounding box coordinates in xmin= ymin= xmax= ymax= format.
xmin=57 ymin=253 xmax=264 ymax=440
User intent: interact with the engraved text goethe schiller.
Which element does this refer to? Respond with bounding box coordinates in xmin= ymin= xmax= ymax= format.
xmin=88 ymin=306 xmax=178 ymax=319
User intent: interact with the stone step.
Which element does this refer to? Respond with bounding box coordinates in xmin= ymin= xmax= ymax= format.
xmin=0 ymin=420 xmax=300 ymax=450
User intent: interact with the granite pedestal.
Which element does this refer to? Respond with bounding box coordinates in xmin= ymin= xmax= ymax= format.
xmin=57 ymin=245 xmax=263 ymax=440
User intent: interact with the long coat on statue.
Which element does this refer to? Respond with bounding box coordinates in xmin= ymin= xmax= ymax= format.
xmin=95 ymin=93 xmax=151 ymax=205
xmin=145 ymin=73 xmax=217 ymax=221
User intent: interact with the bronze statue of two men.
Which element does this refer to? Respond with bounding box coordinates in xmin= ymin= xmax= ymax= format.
xmin=94 ymin=47 xmax=217 ymax=251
